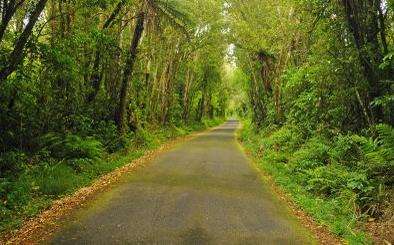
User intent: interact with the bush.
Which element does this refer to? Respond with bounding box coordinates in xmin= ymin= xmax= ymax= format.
xmin=329 ymin=134 xmax=359 ymax=166
xmin=39 ymin=133 xmax=103 ymax=159
xmin=290 ymin=136 xmax=330 ymax=172
xmin=202 ymin=117 xmax=223 ymax=128
xmin=0 ymin=176 xmax=31 ymax=210
xmin=305 ymin=164 xmax=370 ymax=197
xmin=352 ymin=124 xmax=394 ymax=183
xmin=67 ymin=158 xmax=95 ymax=173
xmin=270 ymin=125 xmax=303 ymax=152
xmin=63 ymin=135 xmax=103 ymax=159
xmin=0 ymin=151 xmax=27 ymax=177
xmin=93 ymin=121 xmax=127 ymax=152
xmin=133 ymin=129 xmax=157 ymax=148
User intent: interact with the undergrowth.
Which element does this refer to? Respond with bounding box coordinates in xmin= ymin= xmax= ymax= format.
xmin=239 ymin=120 xmax=393 ymax=244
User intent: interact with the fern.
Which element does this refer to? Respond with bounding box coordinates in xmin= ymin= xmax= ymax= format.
xmin=38 ymin=133 xmax=103 ymax=160
xmin=152 ymin=0 xmax=192 ymax=37
xmin=375 ymin=124 xmax=394 ymax=159
xmin=39 ymin=133 xmax=65 ymax=152
xmin=63 ymin=135 xmax=103 ymax=160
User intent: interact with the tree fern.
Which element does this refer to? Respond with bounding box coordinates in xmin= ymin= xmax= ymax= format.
xmin=150 ymin=0 xmax=192 ymax=37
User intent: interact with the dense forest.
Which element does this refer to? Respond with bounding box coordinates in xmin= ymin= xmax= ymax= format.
xmin=231 ymin=0 xmax=394 ymax=243
xmin=0 ymin=0 xmax=393 ymax=243
xmin=0 ymin=0 xmax=228 ymax=234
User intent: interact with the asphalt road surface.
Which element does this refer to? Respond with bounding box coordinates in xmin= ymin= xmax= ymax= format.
xmin=49 ymin=120 xmax=315 ymax=245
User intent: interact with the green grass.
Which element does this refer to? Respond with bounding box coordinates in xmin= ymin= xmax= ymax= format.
xmin=238 ymin=120 xmax=373 ymax=244
xmin=0 ymin=118 xmax=224 ymax=237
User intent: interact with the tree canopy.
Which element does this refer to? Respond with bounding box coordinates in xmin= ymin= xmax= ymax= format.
xmin=0 ymin=0 xmax=393 ymax=242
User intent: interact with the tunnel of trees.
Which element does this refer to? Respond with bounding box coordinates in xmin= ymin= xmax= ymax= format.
xmin=0 ymin=0 xmax=393 ymax=242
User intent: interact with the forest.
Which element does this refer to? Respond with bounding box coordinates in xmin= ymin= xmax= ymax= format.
xmin=0 ymin=0 xmax=393 ymax=243
xmin=232 ymin=0 xmax=394 ymax=243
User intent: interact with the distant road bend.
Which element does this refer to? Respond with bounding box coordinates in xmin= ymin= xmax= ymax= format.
xmin=50 ymin=120 xmax=315 ymax=244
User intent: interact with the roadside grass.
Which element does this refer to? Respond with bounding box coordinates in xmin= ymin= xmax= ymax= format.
xmin=0 ymin=118 xmax=224 ymax=237
xmin=238 ymin=120 xmax=393 ymax=244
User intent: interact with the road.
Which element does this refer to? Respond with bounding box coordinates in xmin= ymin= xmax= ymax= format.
xmin=49 ymin=120 xmax=315 ymax=244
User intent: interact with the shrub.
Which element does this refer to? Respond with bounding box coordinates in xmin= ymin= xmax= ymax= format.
xmin=305 ymin=164 xmax=371 ymax=198
xmin=63 ymin=135 xmax=103 ymax=159
xmin=93 ymin=121 xmax=127 ymax=152
xmin=350 ymin=124 xmax=394 ymax=184
xmin=39 ymin=133 xmax=104 ymax=160
xmin=247 ymin=122 xmax=393 ymax=219
xmin=67 ymin=158 xmax=95 ymax=173
xmin=133 ymin=128 xmax=157 ymax=148
xmin=0 ymin=174 xmax=32 ymax=222
xmin=202 ymin=117 xmax=222 ymax=128
xmin=329 ymin=134 xmax=359 ymax=167
xmin=0 ymin=151 xmax=27 ymax=177
xmin=290 ymin=136 xmax=330 ymax=172
xmin=270 ymin=125 xmax=304 ymax=153
xmin=173 ymin=126 xmax=188 ymax=137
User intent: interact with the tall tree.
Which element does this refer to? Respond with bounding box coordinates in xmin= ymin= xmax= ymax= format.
xmin=115 ymin=10 xmax=145 ymax=133
xmin=0 ymin=0 xmax=48 ymax=82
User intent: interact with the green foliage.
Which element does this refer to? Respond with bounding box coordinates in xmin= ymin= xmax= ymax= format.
xmin=93 ymin=121 xmax=128 ymax=152
xmin=39 ymin=133 xmax=104 ymax=171
xmin=290 ymin=137 xmax=330 ymax=171
xmin=133 ymin=129 xmax=157 ymax=148
xmin=375 ymin=124 xmax=394 ymax=156
xmin=34 ymin=164 xmax=80 ymax=196
xmin=270 ymin=125 xmax=304 ymax=152
xmin=230 ymin=0 xmax=393 ymax=242
xmin=63 ymin=135 xmax=103 ymax=160
xmin=0 ymin=151 xmax=27 ymax=177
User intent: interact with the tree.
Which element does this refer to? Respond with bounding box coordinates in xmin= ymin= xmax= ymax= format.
xmin=341 ymin=0 xmax=392 ymax=123
xmin=0 ymin=0 xmax=49 ymax=82
xmin=115 ymin=10 xmax=145 ymax=133
xmin=87 ymin=0 xmax=126 ymax=102
xmin=114 ymin=0 xmax=191 ymax=133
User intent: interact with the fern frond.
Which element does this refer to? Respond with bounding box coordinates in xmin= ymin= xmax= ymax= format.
xmin=152 ymin=0 xmax=192 ymax=37
xmin=350 ymin=135 xmax=376 ymax=153
xmin=376 ymin=124 xmax=394 ymax=151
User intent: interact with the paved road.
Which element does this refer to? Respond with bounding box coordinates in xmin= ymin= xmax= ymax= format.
xmin=49 ymin=121 xmax=315 ymax=244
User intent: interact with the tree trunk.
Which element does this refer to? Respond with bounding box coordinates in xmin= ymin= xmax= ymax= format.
xmin=87 ymin=0 xmax=125 ymax=102
xmin=0 ymin=0 xmax=48 ymax=83
xmin=0 ymin=0 xmax=25 ymax=43
xmin=376 ymin=1 xmax=388 ymax=54
xmin=160 ymin=60 xmax=172 ymax=124
xmin=182 ymin=68 xmax=193 ymax=122
xmin=160 ymin=49 xmax=179 ymax=125
xmin=341 ymin=0 xmax=384 ymax=123
xmin=114 ymin=11 xmax=145 ymax=133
